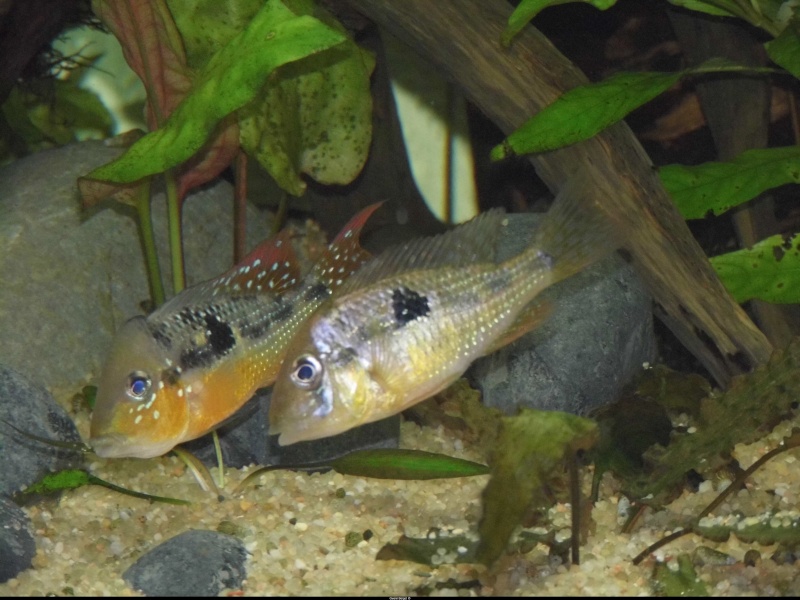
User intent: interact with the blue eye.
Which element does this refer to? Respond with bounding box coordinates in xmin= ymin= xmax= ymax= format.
xmin=127 ymin=372 xmax=151 ymax=400
xmin=291 ymin=355 xmax=323 ymax=389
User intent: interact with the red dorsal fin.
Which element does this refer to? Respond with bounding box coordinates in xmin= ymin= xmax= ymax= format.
xmin=311 ymin=202 xmax=383 ymax=290
xmin=211 ymin=228 xmax=301 ymax=296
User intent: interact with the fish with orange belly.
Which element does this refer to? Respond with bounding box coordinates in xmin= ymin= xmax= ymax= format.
xmin=269 ymin=177 xmax=623 ymax=445
xmin=89 ymin=203 xmax=381 ymax=459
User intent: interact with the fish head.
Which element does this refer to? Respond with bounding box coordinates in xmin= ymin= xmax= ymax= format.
xmin=90 ymin=316 xmax=191 ymax=459
xmin=269 ymin=322 xmax=378 ymax=445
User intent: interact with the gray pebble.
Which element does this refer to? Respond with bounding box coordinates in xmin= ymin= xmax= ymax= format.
xmin=123 ymin=530 xmax=247 ymax=596
xmin=0 ymin=364 xmax=83 ymax=498
xmin=0 ymin=496 xmax=36 ymax=583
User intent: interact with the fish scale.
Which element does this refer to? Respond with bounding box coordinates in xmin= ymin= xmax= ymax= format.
xmin=89 ymin=203 xmax=381 ymax=459
xmin=270 ymin=176 xmax=623 ymax=445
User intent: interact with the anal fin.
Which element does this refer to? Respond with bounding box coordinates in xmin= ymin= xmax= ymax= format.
xmin=484 ymin=300 xmax=553 ymax=356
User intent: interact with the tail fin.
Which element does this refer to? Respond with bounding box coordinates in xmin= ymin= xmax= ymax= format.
xmin=533 ymin=174 xmax=623 ymax=286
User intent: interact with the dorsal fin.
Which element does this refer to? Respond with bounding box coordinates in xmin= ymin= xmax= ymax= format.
xmin=310 ymin=202 xmax=383 ymax=291
xmin=210 ymin=228 xmax=300 ymax=296
xmin=339 ymin=208 xmax=507 ymax=294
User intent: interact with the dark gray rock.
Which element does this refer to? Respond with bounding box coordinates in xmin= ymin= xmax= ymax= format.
xmin=0 ymin=365 xmax=83 ymax=498
xmin=123 ymin=530 xmax=247 ymax=596
xmin=183 ymin=388 xmax=399 ymax=469
xmin=467 ymin=213 xmax=655 ymax=416
xmin=0 ymin=497 xmax=36 ymax=583
xmin=0 ymin=141 xmax=273 ymax=398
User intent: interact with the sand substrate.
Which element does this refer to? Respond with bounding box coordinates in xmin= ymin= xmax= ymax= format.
xmin=2 ymin=406 xmax=799 ymax=596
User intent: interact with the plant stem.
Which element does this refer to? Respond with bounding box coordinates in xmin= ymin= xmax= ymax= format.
xmin=164 ymin=169 xmax=185 ymax=294
xmin=234 ymin=151 xmax=248 ymax=263
xmin=135 ymin=179 xmax=165 ymax=307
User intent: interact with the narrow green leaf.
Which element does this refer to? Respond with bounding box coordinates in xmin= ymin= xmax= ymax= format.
xmin=476 ymin=409 xmax=597 ymax=565
xmin=376 ymin=534 xmax=478 ymax=566
xmin=20 ymin=469 xmax=91 ymax=495
xmin=709 ymin=232 xmax=800 ymax=304
xmin=13 ymin=469 xmax=190 ymax=505
xmin=492 ymin=59 xmax=771 ymax=159
xmin=766 ymin=22 xmax=800 ymax=79
xmin=665 ymin=0 xmax=737 ymax=18
xmin=330 ymin=449 xmax=490 ymax=480
xmin=85 ymin=0 xmax=347 ymax=184
xmin=502 ymin=0 xmax=618 ymax=47
xmin=660 ymin=146 xmax=800 ymax=219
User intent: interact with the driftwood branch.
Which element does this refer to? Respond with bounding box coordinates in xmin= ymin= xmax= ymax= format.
xmin=343 ymin=0 xmax=772 ymax=386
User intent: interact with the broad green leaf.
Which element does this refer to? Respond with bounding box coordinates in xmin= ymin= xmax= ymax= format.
xmin=766 ymin=22 xmax=800 ymax=79
xmin=502 ymin=0 xmax=618 ymax=47
xmin=92 ymin=0 xmax=191 ymax=128
xmin=660 ymin=146 xmax=800 ymax=219
xmin=167 ymin=0 xmax=263 ymax=69
xmin=329 ymin=449 xmax=489 ymax=480
xmin=85 ymin=0 xmax=347 ymax=185
xmin=491 ymin=59 xmax=770 ymax=159
xmin=710 ymin=232 xmax=800 ymax=303
xmin=476 ymin=409 xmax=597 ymax=565
xmin=239 ymin=2 xmax=374 ymax=195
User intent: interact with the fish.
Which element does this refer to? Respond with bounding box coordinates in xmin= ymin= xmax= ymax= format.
xmin=269 ymin=176 xmax=622 ymax=445
xmin=89 ymin=203 xmax=381 ymax=459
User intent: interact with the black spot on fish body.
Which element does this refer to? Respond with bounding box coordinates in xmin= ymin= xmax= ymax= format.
xmin=304 ymin=282 xmax=331 ymax=303
xmin=204 ymin=314 xmax=236 ymax=356
xmin=392 ymin=286 xmax=430 ymax=326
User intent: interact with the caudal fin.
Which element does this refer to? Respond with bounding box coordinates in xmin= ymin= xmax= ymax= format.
xmin=533 ymin=173 xmax=624 ymax=286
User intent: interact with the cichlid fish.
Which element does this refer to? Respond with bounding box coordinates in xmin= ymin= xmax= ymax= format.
xmin=89 ymin=204 xmax=381 ymax=459
xmin=269 ymin=177 xmax=622 ymax=445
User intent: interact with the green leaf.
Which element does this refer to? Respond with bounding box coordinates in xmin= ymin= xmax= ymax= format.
xmin=665 ymin=0 xmax=737 ymax=18
xmin=85 ymin=0 xmax=347 ymax=185
xmin=710 ymin=232 xmax=800 ymax=303
xmin=766 ymin=22 xmax=800 ymax=79
xmin=491 ymin=59 xmax=771 ymax=159
xmin=652 ymin=554 xmax=709 ymax=596
xmin=166 ymin=0 xmax=263 ymax=70
xmin=329 ymin=449 xmax=489 ymax=480
xmin=476 ymin=409 xmax=597 ymax=565
xmin=376 ymin=533 xmax=478 ymax=566
xmin=660 ymin=146 xmax=800 ymax=219
xmin=501 ymin=0 xmax=618 ymax=47
xmin=13 ymin=469 xmax=190 ymax=505
xmin=238 ymin=2 xmax=374 ymax=195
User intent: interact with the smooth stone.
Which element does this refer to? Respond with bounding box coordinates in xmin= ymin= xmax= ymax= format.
xmin=0 ymin=140 xmax=273 ymax=398
xmin=0 ymin=497 xmax=36 ymax=583
xmin=0 ymin=364 xmax=83 ymax=498
xmin=123 ymin=530 xmax=247 ymax=596
xmin=1 ymin=141 xmax=398 ymax=463
xmin=467 ymin=213 xmax=656 ymax=415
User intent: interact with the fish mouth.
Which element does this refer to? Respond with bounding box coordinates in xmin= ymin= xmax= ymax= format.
xmin=89 ymin=434 xmax=175 ymax=459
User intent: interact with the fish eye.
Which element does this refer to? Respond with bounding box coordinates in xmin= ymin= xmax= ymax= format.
xmin=290 ymin=355 xmax=323 ymax=390
xmin=126 ymin=371 xmax=152 ymax=400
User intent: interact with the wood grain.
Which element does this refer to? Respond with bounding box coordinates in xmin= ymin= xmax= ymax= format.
xmin=342 ymin=0 xmax=773 ymax=385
